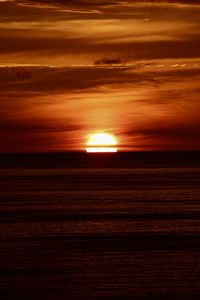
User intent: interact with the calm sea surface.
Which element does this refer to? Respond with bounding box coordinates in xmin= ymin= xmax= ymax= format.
xmin=0 ymin=153 xmax=200 ymax=299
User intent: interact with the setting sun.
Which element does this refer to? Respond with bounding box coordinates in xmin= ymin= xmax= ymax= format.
xmin=86 ymin=133 xmax=118 ymax=153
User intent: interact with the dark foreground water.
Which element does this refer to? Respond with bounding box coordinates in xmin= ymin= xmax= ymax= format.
xmin=0 ymin=152 xmax=200 ymax=299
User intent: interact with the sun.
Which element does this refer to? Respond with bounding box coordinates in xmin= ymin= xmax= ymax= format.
xmin=86 ymin=132 xmax=118 ymax=153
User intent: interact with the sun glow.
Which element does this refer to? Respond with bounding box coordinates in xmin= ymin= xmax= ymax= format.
xmin=86 ymin=133 xmax=118 ymax=153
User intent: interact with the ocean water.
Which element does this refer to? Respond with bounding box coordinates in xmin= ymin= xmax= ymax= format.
xmin=0 ymin=153 xmax=200 ymax=299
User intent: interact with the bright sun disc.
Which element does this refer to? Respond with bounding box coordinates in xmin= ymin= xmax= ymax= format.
xmin=86 ymin=133 xmax=118 ymax=153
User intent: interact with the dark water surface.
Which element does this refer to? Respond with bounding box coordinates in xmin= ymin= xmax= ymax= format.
xmin=0 ymin=152 xmax=200 ymax=299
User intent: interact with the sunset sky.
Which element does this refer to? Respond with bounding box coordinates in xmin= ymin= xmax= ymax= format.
xmin=1 ymin=0 xmax=200 ymax=152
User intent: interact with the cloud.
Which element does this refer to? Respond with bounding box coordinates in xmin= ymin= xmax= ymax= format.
xmin=0 ymin=0 xmax=200 ymax=151
xmin=0 ymin=102 xmax=84 ymax=152
xmin=1 ymin=63 xmax=199 ymax=97
xmin=94 ymin=58 xmax=124 ymax=65
xmin=19 ymin=0 xmax=129 ymax=10
xmin=124 ymin=119 xmax=200 ymax=150
xmin=0 ymin=65 xmax=137 ymax=94
xmin=0 ymin=117 xmax=81 ymax=134
xmin=0 ymin=63 xmax=200 ymax=151
xmin=0 ymin=1 xmax=200 ymax=66
xmin=0 ymin=29 xmax=200 ymax=66
xmin=18 ymin=0 xmax=200 ymax=9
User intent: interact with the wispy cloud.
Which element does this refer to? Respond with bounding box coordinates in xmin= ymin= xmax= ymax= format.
xmin=0 ymin=1 xmax=200 ymax=66
xmin=0 ymin=0 xmax=200 ymax=151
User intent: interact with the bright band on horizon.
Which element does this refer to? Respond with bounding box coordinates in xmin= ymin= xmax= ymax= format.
xmin=86 ymin=133 xmax=118 ymax=153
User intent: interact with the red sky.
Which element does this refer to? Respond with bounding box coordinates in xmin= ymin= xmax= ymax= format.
xmin=0 ymin=0 xmax=200 ymax=151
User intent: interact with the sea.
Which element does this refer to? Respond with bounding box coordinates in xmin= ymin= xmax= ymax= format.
xmin=0 ymin=152 xmax=200 ymax=299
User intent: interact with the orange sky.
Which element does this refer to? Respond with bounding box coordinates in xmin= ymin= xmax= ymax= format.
xmin=0 ymin=0 xmax=200 ymax=151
